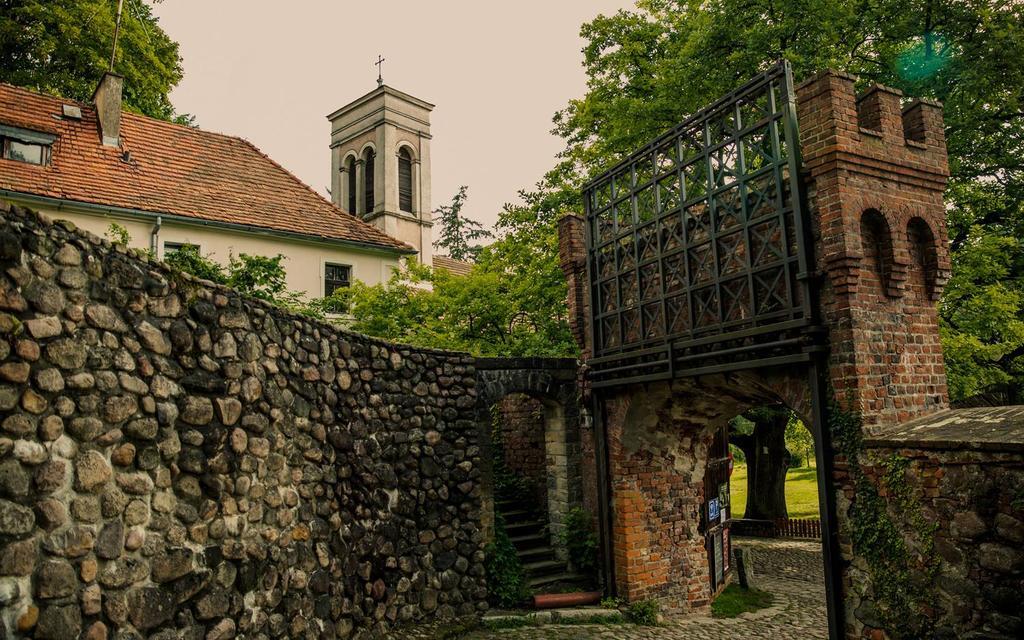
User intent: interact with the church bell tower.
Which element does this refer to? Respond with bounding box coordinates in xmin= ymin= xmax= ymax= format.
xmin=327 ymin=82 xmax=434 ymax=265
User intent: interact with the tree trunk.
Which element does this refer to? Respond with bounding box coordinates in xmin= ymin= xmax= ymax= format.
xmin=730 ymin=407 xmax=791 ymax=520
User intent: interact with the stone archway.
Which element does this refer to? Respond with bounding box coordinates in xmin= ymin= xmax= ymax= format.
xmin=473 ymin=358 xmax=582 ymax=558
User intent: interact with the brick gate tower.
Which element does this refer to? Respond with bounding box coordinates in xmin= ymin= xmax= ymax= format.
xmin=559 ymin=65 xmax=955 ymax=639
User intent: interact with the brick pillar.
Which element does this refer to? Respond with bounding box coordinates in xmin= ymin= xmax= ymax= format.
xmin=558 ymin=214 xmax=591 ymax=359
xmin=797 ymin=70 xmax=952 ymax=427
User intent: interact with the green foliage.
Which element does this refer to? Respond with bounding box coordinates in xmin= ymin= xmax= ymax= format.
xmin=624 ymin=599 xmax=659 ymax=626
xmin=785 ymin=415 xmax=815 ymax=468
xmin=161 ymin=244 xmax=313 ymax=315
xmin=105 ymin=222 xmax=131 ymax=247
xmin=483 ymin=513 xmax=532 ymax=608
xmin=0 ymin=0 xmax=189 ymax=122
xmin=433 ymin=186 xmax=492 ymax=262
xmin=343 ymin=250 xmax=576 ymax=358
xmin=711 ymin=584 xmax=774 ymax=619
xmin=600 ymin=596 xmax=622 ymax=609
xmin=560 ymin=507 xmax=599 ymax=575
xmin=164 ymin=244 xmax=226 ymax=284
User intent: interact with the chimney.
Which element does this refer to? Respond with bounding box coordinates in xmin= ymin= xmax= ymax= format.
xmin=92 ymin=72 xmax=124 ymax=147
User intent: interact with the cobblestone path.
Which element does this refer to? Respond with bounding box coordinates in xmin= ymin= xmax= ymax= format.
xmin=417 ymin=536 xmax=829 ymax=640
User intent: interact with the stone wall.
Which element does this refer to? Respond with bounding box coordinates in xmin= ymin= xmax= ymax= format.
xmin=0 ymin=202 xmax=486 ymax=639
xmin=859 ymin=408 xmax=1024 ymax=639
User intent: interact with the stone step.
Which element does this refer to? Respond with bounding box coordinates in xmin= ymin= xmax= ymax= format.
xmin=527 ymin=570 xmax=590 ymax=589
xmin=501 ymin=508 xmax=534 ymax=523
xmin=516 ymin=545 xmax=557 ymax=564
xmin=509 ymin=532 xmax=548 ymax=550
xmin=522 ymin=559 xmax=566 ymax=577
xmin=505 ymin=520 xmax=546 ymax=536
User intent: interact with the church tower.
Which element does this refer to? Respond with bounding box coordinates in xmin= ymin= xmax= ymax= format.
xmin=327 ymin=84 xmax=434 ymax=265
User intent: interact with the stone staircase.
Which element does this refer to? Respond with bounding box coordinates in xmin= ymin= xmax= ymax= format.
xmin=497 ymin=497 xmax=585 ymax=589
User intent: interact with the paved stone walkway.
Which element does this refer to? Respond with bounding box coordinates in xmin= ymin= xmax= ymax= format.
xmin=392 ymin=537 xmax=827 ymax=639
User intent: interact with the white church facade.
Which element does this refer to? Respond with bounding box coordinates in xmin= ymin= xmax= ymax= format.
xmin=0 ymin=72 xmax=449 ymax=301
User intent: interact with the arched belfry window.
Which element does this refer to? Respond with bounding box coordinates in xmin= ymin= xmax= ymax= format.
xmin=345 ymin=155 xmax=356 ymax=214
xmin=363 ymin=148 xmax=376 ymax=214
xmin=398 ymin=147 xmax=414 ymax=213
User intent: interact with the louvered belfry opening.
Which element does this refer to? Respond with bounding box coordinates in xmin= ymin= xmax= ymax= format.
xmin=398 ymin=147 xmax=414 ymax=213
xmin=346 ymin=155 xmax=357 ymax=214
xmin=363 ymin=148 xmax=376 ymax=214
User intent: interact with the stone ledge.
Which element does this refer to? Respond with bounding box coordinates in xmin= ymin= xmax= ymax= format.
xmin=863 ymin=406 xmax=1024 ymax=452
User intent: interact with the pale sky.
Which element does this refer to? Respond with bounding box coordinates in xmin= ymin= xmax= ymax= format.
xmin=150 ymin=1 xmax=634 ymax=231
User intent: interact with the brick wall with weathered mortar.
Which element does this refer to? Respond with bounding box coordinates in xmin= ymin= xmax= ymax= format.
xmin=0 ymin=202 xmax=486 ymax=639
xmin=494 ymin=394 xmax=547 ymax=507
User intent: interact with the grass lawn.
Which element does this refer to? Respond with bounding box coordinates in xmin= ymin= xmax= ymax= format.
xmin=711 ymin=584 xmax=774 ymax=618
xmin=729 ymin=463 xmax=820 ymax=519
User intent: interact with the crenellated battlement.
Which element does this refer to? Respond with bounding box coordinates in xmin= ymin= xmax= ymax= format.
xmin=796 ymin=70 xmax=948 ymax=188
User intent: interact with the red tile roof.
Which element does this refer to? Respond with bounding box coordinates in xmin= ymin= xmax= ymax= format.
xmin=432 ymin=255 xmax=474 ymax=276
xmin=0 ymin=83 xmax=413 ymax=253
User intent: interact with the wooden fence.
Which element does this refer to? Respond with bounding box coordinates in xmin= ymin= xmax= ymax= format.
xmin=730 ymin=517 xmax=821 ymax=540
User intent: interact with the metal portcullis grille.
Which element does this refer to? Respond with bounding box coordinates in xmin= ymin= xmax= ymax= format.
xmin=582 ymin=61 xmax=819 ymax=387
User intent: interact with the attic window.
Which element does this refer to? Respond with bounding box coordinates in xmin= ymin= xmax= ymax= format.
xmin=0 ymin=125 xmax=55 ymax=166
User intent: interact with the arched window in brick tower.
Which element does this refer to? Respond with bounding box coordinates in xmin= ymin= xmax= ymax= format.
xmin=907 ymin=217 xmax=939 ymax=300
xmin=398 ymin=147 xmax=414 ymax=213
xmin=860 ymin=209 xmax=895 ymax=296
xmin=345 ymin=155 xmax=356 ymax=214
xmin=362 ymin=147 xmax=375 ymax=214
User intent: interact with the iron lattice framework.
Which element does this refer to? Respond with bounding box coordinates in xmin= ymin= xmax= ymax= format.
xmin=583 ymin=62 xmax=821 ymax=387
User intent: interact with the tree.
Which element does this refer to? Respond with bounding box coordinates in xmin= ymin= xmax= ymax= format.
xmin=729 ymin=406 xmax=793 ymax=520
xmin=433 ymin=186 xmax=492 ymax=262
xmin=542 ymin=0 xmax=1024 ymax=403
xmin=338 ymin=249 xmax=576 ymax=358
xmin=0 ymin=0 xmax=188 ymax=123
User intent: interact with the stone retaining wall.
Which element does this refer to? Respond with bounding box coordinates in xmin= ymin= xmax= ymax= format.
xmin=0 ymin=202 xmax=486 ymax=639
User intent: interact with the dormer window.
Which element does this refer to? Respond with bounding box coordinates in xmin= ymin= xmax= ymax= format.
xmin=0 ymin=125 xmax=55 ymax=166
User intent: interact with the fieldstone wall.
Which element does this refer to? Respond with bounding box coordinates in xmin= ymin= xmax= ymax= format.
xmin=860 ymin=408 xmax=1024 ymax=639
xmin=0 ymin=202 xmax=486 ymax=639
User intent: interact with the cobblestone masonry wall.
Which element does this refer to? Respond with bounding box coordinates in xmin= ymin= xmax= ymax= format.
xmin=0 ymin=202 xmax=486 ymax=639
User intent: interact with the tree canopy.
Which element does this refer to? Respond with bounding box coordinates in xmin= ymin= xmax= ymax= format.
xmin=0 ymin=0 xmax=187 ymax=122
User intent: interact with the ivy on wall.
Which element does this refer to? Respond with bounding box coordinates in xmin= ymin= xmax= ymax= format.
xmin=829 ymin=397 xmax=939 ymax=638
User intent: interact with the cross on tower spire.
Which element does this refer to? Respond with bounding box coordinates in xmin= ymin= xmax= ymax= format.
xmin=375 ymin=55 xmax=385 ymax=87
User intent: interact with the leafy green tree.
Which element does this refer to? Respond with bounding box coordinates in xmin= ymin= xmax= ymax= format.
xmin=164 ymin=244 xmax=226 ymax=284
xmin=0 ymin=0 xmax=188 ymax=122
xmin=339 ymin=250 xmax=576 ymax=357
xmin=432 ymin=186 xmax=492 ymax=262
xmin=541 ymin=0 xmax=1024 ymax=402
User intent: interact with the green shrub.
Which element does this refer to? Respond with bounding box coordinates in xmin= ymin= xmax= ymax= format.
xmin=625 ymin=599 xmax=659 ymax=626
xmin=164 ymin=244 xmax=227 ymax=284
xmin=484 ymin=513 xmax=531 ymax=608
xmin=560 ymin=507 xmax=599 ymax=574
xmin=599 ymin=596 xmax=621 ymax=609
